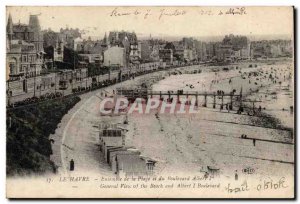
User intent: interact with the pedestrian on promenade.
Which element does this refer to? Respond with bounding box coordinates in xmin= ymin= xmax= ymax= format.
xmin=235 ymin=170 xmax=238 ymax=180
xmin=253 ymin=139 xmax=256 ymax=146
xmin=70 ymin=159 xmax=75 ymax=171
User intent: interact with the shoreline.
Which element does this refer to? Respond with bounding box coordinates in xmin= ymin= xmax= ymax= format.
xmin=124 ymin=59 xmax=294 ymax=177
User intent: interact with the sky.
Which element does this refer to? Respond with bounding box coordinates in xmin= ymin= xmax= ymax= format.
xmin=6 ymin=6 xmax=294 ymax=41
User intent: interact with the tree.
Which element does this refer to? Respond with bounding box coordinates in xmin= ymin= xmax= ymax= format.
xmin=63 ymin=47 xmax=79 ymax=69
xmin=164 ymin=42 xmax=176 ymax=52
xmin=43 ymin=30 xmax=58 ymax=48
xmin=87 ymin=63 xmax=98 ymax=77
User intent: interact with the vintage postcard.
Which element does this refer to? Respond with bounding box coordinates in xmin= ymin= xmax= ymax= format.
xmin=6 ymin=6 xmax=294 ymax=198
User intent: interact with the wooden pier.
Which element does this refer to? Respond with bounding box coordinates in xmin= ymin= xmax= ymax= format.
xmin=116 ymin=88 xmax=264 ymax=113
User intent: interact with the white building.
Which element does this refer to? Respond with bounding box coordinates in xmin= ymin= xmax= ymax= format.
xmin=73 ymin=37 xmax=84 ymax=51
xmin=240 ymin=42 xmax=251 ymax=60
xmin=103 ymin=46 xmax=126 ymax=67
xmin=184 ymin=49 xmax=196 ymax=62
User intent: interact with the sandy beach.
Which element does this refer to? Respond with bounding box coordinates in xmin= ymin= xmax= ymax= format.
xmin=50 ymin=60 xmax=294 ymax=182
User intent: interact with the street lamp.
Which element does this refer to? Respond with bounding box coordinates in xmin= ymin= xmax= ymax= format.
xmin=7 ymin=81 xmax=11 ymax=106
xmin=119 ymin=68 xmax=122 ymax=96
xmin=54 ymin=71 xmax=57 ymax=94
xmin=108 ymin=60 xmax=111 ymax=81
xmin=33 ymin=66 xmax=36 ymax=97
xmin=80 ymin=69 xmax=82 ymax=88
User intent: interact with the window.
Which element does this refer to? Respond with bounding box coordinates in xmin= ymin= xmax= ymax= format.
xmin=9 ymin=63 xmax=15 ymax=74
xmin=57 ymin=46 xmax=62 ymax=54
xmin=29 ymin=55 xmax=34 ymax=62
xmin=20 ymin=65 xmax=26 ymax=72
xmin=22 ymin=55 xmax=27 ymax=62
xmin=147 ymin=162 xmax=154 ymax=171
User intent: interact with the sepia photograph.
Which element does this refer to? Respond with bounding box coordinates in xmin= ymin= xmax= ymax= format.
xmin=5 ymin=6 xmax=295 ymax=199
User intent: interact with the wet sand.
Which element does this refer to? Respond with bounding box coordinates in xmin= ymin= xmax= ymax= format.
xmin=126 ymin=60 xmax=294 ymax=178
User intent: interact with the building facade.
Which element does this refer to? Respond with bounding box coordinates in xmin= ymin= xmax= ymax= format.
xmin=6 ymin=14 xmax=44 ymax=81
xmin=159 ymin=49 xmax=173 ymax=64
xmin=53 ymin=38 xmax=64 ymax=62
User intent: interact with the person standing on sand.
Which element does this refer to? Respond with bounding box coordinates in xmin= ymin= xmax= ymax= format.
xmin=70 ymin=159 xmax=75 ymax=171
xmin=253 ymin=139 xmax=256 ymax=146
